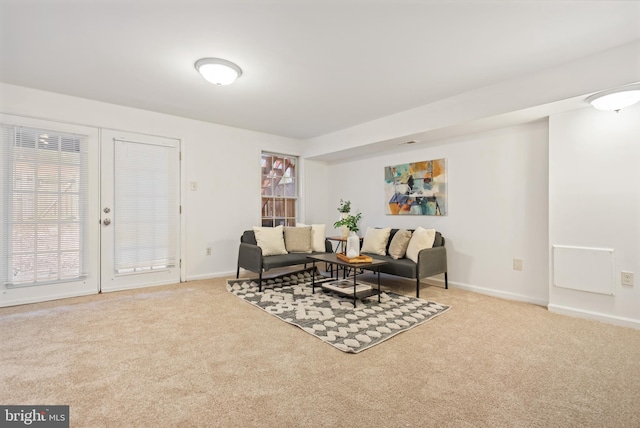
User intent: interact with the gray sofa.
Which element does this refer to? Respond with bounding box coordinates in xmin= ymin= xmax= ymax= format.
xmin=360 ymin=228 xmax=448 ymax=298
xmin=236 ymin=228 xmax=448 ymax=298
xmin=236 ymin=230 xmax=332 ymax=291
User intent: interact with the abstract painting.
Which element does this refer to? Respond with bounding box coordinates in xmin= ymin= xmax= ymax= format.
xmin=384 ymin=159 xmax=447 ymax=215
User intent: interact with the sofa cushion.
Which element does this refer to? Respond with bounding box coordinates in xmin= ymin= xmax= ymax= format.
xmin=253 ymin=225 xmax=288 ymax=256
xmin=405 ymin=227 xmax=436 ymax=263
xmin=297 ymin=223 xmax=326 ymax=252
xmin=262 ymin=253 xmax=310 ymax=271
xmin=361 ymin=227 xmax=391 ymax=255
xmin=376 ymin=256 xmax=417 ymax=278
xmin=388 ymin=229 xmax=412 ymax=260
xmin=284 ymin=226 xmax=312 ymax=253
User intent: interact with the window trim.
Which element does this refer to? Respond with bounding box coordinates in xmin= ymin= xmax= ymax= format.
xmin=260 ymin=152 xmax=298 ymax=227
xmin=1 ymin=124 xmax=90 ymax=288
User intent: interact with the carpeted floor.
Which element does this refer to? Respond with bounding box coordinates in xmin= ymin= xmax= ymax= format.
xmin=1 ymin=270 xmax=640 ymax=427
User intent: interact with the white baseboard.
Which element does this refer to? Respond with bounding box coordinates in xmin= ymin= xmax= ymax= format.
xmin=0 ymin=289 xmax=96 ymax=308
xmin=548 ymin=304 xmax=640 ymax=330
xmin=426 ymin=278 xmax=548 ymax=307
xmin=186 ymin=266 xmax=311 ymax=282
xmin=185 ymin=270 xmax=236 ymax=281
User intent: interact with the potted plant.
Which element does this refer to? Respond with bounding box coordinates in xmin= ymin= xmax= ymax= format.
xmin=334 ymin=211 xmax=362 ymax=258
xmin=336 ymin=199 xmax=352 ymax=238
xmin=333 ymin=212 xmax=362 ymax=233
xmin=337 ymin=199 xmax=351 ymax=214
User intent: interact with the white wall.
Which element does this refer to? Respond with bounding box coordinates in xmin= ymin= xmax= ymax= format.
xmin=299 ymin=159 xmax=329 ymax=225
xmin=322 ymin=121 xmax=550 ymax=304
xmin=0 ymin=83 xmax=303 ymax=281
xmin=549 ymin=103 xmax=640 ymax=328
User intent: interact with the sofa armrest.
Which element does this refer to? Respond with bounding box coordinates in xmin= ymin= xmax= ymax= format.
xmin=416 ymin=245 xmax=447 ymax=280
xmin=237 ymin=242 xmax=263 ymax=273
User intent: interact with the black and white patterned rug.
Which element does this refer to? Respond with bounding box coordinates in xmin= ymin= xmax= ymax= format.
xmin=226 ymin=268 xmax=451 ymax=353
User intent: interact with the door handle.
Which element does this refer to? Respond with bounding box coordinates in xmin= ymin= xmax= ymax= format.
xmin=103 ymin=219 xmax=111 ymax=226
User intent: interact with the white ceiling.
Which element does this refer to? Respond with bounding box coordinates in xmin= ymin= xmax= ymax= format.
xmin=1 ymin=0 xmax=639 ymax=140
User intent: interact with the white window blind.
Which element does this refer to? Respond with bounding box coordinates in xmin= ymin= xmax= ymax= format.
xmin=0 ymin=124 xmax=89 ymax=287
xmin=113 ymin=139 xmax=178 ymax=274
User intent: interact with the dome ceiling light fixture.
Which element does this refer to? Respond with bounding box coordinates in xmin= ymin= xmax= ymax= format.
xmin=586 ymin=83 xmax=640 ymax=112
xmin=195 ymin=58 xmax=243 ymax=86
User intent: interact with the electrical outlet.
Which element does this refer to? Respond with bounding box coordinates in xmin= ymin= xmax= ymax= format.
xmin=190 ymin=181 xmax=198 ymax=191
xmin=206 ymin=247 xmax=212 ymax=256
xmin=513 ymin=259 xmax=523 ymax=271
xmin=621 ymin=271 xmax=634 ymax=286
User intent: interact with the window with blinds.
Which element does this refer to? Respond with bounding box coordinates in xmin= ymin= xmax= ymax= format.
xmin=113 ymin=139 xmax=178 ymax=274
xmin=0 ymin=124 xmax=89 ymax=287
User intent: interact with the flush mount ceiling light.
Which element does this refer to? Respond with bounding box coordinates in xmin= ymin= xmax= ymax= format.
xmin=586 ymin=84 xmax=640 ymax=111
xmin=195 ymin=58 xmax=242 ymax=86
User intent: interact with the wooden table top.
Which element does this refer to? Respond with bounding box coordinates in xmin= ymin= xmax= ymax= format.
xmin=307 ymin=252 xmax=388 ymax=268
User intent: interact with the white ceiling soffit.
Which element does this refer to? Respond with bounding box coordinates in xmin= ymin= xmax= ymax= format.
xmin=0 ymin=0 xmax=639 ymax=141
xmin=303 ymin=40 xmax=640 ymax=161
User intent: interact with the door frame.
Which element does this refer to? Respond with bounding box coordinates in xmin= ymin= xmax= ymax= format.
xmin=0 ymin=115 xmax=184 ymax=307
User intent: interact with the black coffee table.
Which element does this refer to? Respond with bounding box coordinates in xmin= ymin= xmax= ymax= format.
xmin=307 ymin=253 xmax=389 ymax=307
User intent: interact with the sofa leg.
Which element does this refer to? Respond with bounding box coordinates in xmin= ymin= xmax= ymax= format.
xmin=445 ymin=272 xmax=448 ymax=289
xmin=236 ymin=265 xmax=240 ymax=279
xmin=259 ymin=271 xmax=263 ymax=292
xmin=416 ymin=278 xmax=420 ymax=298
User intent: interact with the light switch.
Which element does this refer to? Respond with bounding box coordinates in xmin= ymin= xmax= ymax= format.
xmin=513 ymin=259 xmax=523 ymax=271
xmin=190 ymin=182 xmax=198 ymax=191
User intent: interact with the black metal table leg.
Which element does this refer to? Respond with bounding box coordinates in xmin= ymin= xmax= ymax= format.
xmin=377 ymin=267 xmax=381 ymax=303
xmin=312 ymin=260 xmax=316 ymax=293
xmin=352 ymin=269 xmax=357 ymax=307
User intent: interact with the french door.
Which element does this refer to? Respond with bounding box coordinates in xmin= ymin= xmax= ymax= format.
xmin=0 ymin=116 xmax=180 ymax=306
xmin=100 ymin=130 xmax=180 ymax=292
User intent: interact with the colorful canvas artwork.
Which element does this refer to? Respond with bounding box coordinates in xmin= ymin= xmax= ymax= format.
xmin=384 ymin=159 xmax=447 ymax=216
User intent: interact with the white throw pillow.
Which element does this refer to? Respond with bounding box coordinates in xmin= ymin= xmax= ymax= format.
xmin=297 ymin=223 xmax=326 ymax=252
xmin=360 ymin=227 xmax=391 ymax=256
xmin=253 ymin=225 xmax=288 ymax=256
xmin=405 ymin=227 xmax=436 ymax=263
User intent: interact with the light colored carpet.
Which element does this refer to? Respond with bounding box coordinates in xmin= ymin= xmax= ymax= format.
xmin=226 ymin=268 xmax=450 ymax=353
xmin=1 ymin=270 xmax=640 ymax=427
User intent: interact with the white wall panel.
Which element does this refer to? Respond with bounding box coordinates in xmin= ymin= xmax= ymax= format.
xmin=552 ymin=246 xmax=615 ymax=295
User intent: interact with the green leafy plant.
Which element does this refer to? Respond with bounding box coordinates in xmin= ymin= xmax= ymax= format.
xmin=337 ymin=199 xmax=351 ymax=213
xmin=333 ymin=212 xmax=362 ymax=233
